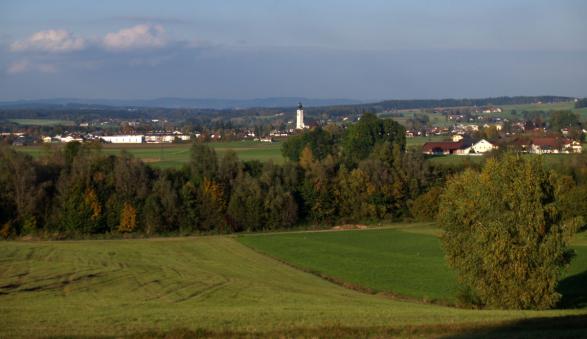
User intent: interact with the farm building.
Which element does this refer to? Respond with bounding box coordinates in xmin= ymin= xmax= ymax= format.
xmin=55 ymin=134 xmax=84 ymax=143
xmin=100 ymin=135 xmax=144 ymax=143
xmin=422 ymin=141 xmax=467 ymax=155
xmin=422 ymin=139 xmax=497 ymax=155
xmin=461 ymin=139 xmax=498 ymax=155
xmin=145 ymin=132 xmax=190 ymax=143
xmin=530 ymin=137 xmax=582 ymax=154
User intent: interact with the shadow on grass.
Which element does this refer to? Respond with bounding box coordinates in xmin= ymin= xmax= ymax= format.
xmin=126 ymin=315 xmax=587 ymax=339
xmin=557 ymin=269 xmax=587 ymax=309
xmin=443 ymin=314 xmax=587 ymax=339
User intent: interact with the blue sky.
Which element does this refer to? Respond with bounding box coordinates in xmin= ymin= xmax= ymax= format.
xmin=0 ymin=0 xmax=585 ymax=101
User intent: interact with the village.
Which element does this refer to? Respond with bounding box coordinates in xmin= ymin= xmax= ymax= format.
xmin=420 ymin=135 xmax=583 ymax=155
xmin=2 ymin=102 xmax=585 ymax=158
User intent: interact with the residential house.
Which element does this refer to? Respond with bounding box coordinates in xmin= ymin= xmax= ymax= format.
xmin=422 ymin=141 xmax=467 ymax=155
xmin=461 ymin=139 xmax=498 ymax=155
xmin=422 ymin=138 xmax=497 ymax=155
xmin=100 ymin=135 xmax=144 ymax=143
xmin=530 ymin=137 xmax=583 ymax=154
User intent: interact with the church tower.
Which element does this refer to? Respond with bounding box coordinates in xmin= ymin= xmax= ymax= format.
xmin=296 ymin=102 xmax=305 ymax=129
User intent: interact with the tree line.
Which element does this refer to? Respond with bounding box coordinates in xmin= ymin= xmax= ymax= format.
xmin=0 ymin=113 xmax=452 ymax=238
xmin=2 ymin=112 xmax=585 ymax=241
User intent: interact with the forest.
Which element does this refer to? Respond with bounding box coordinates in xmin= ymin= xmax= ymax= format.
xmin=1 ymin=112 xmax=586 ymax=239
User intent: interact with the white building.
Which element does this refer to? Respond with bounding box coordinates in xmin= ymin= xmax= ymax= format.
xmin=100 ymin=135 xmax=144 ymax=143
xmin=461 ymin=139 xmax=497 ymax=155
xmin=452 ymin=134 xmax=464 ymax=142
xmin=144 ymin=132 xmax=190 ymax=143
xmin=296 ymin=102 xmax=306 ymax=129
xmin=56 ymin=135 xmax=84 ymax=143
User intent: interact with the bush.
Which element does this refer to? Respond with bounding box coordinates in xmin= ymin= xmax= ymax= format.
xmin=409 ymin=186 xmax=443 ymax=221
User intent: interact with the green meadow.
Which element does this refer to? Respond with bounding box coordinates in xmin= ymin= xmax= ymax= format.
xmin=238 ymin=224 xmax=587 ymax=307
xmin=1 ymin=226 xmax=587 ymax=337
xmin=14 ymin=141 xmax=285 ymax=168
xmin=7 ymin=118 xmax=75 ymax=126
xmin=405 ymin=135 xmax=448 ymax=148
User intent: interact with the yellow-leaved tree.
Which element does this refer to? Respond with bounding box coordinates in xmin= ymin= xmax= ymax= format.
xmin=118 ymin=202 xmax=137 ymax=233
xmin=438 ymin=154 xmax=580 ymax=309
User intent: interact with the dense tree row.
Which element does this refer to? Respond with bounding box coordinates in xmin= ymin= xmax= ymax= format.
xmin=2 ymin=112 xmax=585 ymax=241
xmin=0 ymin=114 xmax=448 ymax=238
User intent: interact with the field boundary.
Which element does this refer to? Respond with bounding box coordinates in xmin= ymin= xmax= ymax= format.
xmin=235 ymin=236 xmax=457 ymax=308
xmin=232 ymin=222 xmax=438 ymax=237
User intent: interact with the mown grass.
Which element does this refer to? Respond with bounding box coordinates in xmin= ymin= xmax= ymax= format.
xmin=1 ymin=234 xmax=586 ymax=337
xmin=406 ymin=135 xmax=449 ymax=149
xmin=14 ymin=141 xmax=285 ymax=168
xmin=238 ymin=225 xmax=587 ymax=308
xmin=7 ymin=118 xmax=75 ymax=126
xmin=239 ymin=226 xmax=458 ymax=303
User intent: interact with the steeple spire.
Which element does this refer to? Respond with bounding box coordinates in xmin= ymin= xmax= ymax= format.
xmin=296 ymin=102 xmax=305 ymax=129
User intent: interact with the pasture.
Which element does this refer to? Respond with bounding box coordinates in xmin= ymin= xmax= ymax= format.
xmin=1 ymin=229 xmax=587 ymax=337
xmin=238 ymin=225 xmax=587 ymax=308
xmin=495 ymin=101 xmax=587 ymax=120
xmin=405 ymin=135 xmax=448 ymax=149
xmin=7 ymin=118 xmax=75 ymax=126
xmin=14 ymin=141 xmax=285 ymax=168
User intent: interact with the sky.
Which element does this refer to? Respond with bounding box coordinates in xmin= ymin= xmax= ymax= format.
xmin=0 ymin=0 xmax=586 ymax=101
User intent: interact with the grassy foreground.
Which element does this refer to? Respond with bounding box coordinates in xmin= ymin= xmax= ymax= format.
xmin=1 ymin=233 xmax=587 ymax=337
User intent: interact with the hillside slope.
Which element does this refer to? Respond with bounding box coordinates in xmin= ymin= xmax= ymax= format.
xmin=0 ymin=236 xmax=585 ymax=337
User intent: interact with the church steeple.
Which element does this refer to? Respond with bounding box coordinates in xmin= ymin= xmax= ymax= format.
xmin=296 ymin=102 xmax=305 ymax=129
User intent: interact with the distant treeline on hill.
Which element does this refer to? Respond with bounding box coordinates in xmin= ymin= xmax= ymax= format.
xmin=0 ymin=96 xmax=575 ymax=122
xmin=304 ymin=96 xmax=575 ymax=116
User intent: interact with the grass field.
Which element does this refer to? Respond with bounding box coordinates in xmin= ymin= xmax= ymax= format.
xmin=14 ymin=141 xmax=285 ymax=168
xmin=495 ymin=101 xmax=587 ymax=120
xmin=1 ymin=230 xmax=587 ymax=337
xmin=238 ymin=224 xmax=587 ymax=308
xmin=406 ymin=135 xmax=448 ymax=149
xmin=7 ymin=118 xmax=75 ymax=126
xmin=239 ymin=224 xmax=458 ymax=303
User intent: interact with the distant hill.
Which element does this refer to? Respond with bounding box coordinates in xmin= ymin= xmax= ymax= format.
xmin=0 ymin=97 xmax=362 ymax=110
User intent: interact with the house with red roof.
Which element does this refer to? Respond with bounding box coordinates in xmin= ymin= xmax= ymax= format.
xmin=422 ymin=139 xmax=498 ymax=155
xmin=530 ymin=137 xmax=582 ymax=154
xmin=422 ymin=141 xmax=467 ymax=155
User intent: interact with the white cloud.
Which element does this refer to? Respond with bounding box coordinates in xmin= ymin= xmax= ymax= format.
xmin=10 ymin=29 xmax=86 ymax=53
xmin=103 ymin=24 xmax=167 ymax=50
xmin=7 ymin=60 xmax=29 ymax=74
xmin=6 ymin=60 xmax=57 ymax=74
